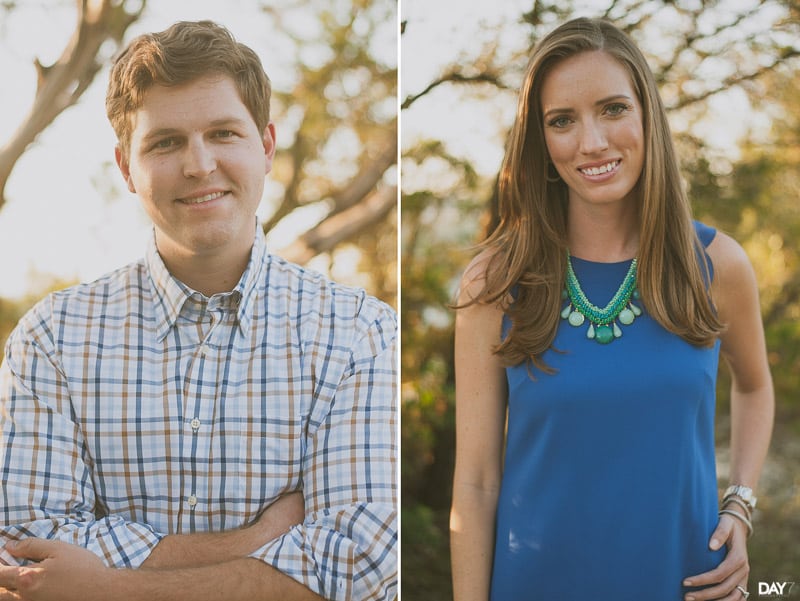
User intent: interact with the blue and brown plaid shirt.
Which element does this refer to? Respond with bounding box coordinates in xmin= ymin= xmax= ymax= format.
xmin=0 ymin=230 xmax=397 ymax=601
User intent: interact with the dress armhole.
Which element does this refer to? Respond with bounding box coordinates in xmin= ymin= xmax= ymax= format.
xmin=693 ymin=220 xmax=717 ymax=287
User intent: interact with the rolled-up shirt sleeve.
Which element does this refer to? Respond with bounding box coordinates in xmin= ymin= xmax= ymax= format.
xmin=0 ymin=302 xmax=162 ymax=568
xmin=251 ymin=298 xmax=398 ymax=601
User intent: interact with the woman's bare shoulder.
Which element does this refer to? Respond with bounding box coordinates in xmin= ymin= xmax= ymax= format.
xmin=458 ymin=247 xmax=505 ymax=306
xmin=706 ymin=229 xmax=758 ymax=323
xmin=706 ymin=230 xmax=756 ymax=290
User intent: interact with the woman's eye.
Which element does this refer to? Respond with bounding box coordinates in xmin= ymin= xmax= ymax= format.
xmin=606 ymin=103 xmax=629 ymax=116
xmin=548 ymin=116 xmax=571 ymax=129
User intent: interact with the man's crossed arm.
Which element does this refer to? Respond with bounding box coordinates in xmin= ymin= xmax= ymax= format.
xmin=0 ymin=492 xmax=324 ymax=601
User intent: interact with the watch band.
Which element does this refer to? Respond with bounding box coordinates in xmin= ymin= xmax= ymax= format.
xmin=723 ymin=484 xmax=757 ymax=510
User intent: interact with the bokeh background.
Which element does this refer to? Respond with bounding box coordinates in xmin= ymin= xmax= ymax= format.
xmin=401 ymin=0 xmax=799 ymax=598
xmin=3 ymin=1 xmax=800 ymax=597
xmin=0 ymin=0 xmax=397 ymax=356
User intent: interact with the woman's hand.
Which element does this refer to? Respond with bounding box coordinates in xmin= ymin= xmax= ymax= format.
xmin=682 ymin=513 xmax=750 ymax=601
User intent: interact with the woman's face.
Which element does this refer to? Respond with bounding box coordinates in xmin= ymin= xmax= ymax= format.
xmin=540 ymin=50 xmax=644 ymax=210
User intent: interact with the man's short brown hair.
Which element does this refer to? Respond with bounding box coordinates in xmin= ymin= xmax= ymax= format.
xmin=106 ymin=20 xmax=271 ymax=156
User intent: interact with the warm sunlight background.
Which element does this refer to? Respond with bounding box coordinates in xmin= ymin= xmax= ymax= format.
xmin=0 ymin=0 xmax=395 ymax=299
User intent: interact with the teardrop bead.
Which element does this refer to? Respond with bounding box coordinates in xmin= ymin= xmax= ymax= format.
xmin=561 ymin=304 xmax=573 ymax=319
xmin=613 ymin=322 xmax=622 ymax=338
xmin=568 ymin=311 xmax=585 ymax=326
xmin=587 ymin=323 xmax=595 ymax=339
xmin=629 ymin=301 xmax=642 ymax=316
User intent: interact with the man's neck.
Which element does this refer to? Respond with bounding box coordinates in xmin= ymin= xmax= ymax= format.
xmin=155 ymin=235 xmax=254 ymax=297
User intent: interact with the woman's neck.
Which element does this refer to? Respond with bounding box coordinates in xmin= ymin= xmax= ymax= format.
xmin=566 ymin=198 xmax=639 ymax=262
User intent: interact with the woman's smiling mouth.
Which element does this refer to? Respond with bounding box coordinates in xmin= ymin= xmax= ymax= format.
xmin=579 ymin=159 xmax=620 ymax=176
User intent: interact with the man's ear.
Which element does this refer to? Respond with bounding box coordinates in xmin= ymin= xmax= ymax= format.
xmin=263 ymin=122 xmax=277 ymax=175
xmin=114 ymin=146 xmax=137 ymax=193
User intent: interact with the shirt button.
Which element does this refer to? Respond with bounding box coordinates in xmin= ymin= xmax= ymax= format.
xmin=190 ymin=417 xmax=201 ymax=432
xmin=199 ymin=343 xmax=210 ymax=356
xmin=187 ymin=495 xmax=198 ymax=508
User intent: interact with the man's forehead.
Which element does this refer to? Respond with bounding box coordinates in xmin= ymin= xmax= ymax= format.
xmin=129 ymin=76 xmax=252 ymax=137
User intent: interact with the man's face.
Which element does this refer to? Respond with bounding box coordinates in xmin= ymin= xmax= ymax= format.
xmin=116 ymin=74 xmax=275 ymax=264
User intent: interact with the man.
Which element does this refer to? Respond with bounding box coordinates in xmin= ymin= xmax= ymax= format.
xmin=0 ymin=21 xmax=396 ymax=601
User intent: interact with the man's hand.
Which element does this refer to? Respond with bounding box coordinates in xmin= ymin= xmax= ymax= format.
xmin=0 ymin=539 xmax=113 ymax=601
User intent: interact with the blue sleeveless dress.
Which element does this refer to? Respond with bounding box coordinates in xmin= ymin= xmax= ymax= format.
xmin=490 ymin=222 xmax=725 ymax=600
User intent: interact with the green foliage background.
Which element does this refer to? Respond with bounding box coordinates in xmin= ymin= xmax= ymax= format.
xmin=401 ymin=2 xmax=800 ymax=598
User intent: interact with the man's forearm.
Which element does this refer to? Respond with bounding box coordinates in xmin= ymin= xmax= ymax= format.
xmin=0 ymin=552 xmax=323 ymax=601
xmin=113 ymin=558 xmax=324 ymax=601
xmin=143 ymin=491 xmax=305 ymax=569
xmin=141 ymin=526 xmax=264 ymax=569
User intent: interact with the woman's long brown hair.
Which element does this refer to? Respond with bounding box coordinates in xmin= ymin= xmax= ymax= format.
xmin=466 ymin=17 xmax=723 ymax=372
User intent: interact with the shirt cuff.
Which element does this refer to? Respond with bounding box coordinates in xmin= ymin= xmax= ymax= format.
xmin=249 ymin=502 xmax=397 ymax=601
xmin=0 ymin=517 xmax=164 ymax=569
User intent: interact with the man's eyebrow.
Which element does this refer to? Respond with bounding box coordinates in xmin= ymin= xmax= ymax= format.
xmin=208 ymin=117 xmax=250 ymax=128
xmin=141 ymin=128 xmax=181 ymax=144
xmin=543 ymin=94 xmax=633 ymax=120
xmin=140 ymin=118 xmax=250 ymax=143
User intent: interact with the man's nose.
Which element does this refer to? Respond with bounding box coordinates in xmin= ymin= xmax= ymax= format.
xmin=183 ymin=138 xmax=217 ymax=178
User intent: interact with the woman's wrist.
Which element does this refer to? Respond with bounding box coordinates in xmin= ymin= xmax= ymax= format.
xmin=719 ymin=499 xmax=754 ymax=538
xmin=723 ymin=484 xmax=757 ymax=511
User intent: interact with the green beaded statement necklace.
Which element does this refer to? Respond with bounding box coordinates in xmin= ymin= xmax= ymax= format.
xmin=561 ymin=252 xmax=642 ymax=344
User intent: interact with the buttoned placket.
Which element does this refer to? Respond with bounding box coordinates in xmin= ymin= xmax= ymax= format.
xmin=176 ymin=294 xmax=235 ymax=530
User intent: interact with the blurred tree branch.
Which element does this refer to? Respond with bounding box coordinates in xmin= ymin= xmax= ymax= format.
xmin=279 ymin=184 xmax=396 ymax=264
xmin=0 ymin=0 xmax=145 ymax=209
xmin=402 ymin=71 xmax=511 ymax=110
xmin=402 ymin=0 xmax=800 ymax=114
xmin=259 ymin=1 xmax=397 ymax=303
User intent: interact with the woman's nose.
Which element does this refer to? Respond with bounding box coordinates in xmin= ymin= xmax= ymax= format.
xmin=579 ymin=121 xmax=609 ymax=155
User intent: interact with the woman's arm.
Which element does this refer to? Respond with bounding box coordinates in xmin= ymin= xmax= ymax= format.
xmin=683 ymin=232 xmax=774 ymax=601
xmin=713 ymin=234 xmax=774 ymax=498
xmin=450 ymin=255 xmax=508 ymax=601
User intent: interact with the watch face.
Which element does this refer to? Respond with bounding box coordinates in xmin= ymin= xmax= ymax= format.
xmin=726 ymin=485 xmax=757 ymax=508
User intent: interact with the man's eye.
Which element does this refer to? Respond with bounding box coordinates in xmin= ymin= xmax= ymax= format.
xmin=153 ymin=138 xmax=177 ymax=149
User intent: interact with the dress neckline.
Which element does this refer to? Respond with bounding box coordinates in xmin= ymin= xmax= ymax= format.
xmin=569 ymin=255 xmax=635 ymax=266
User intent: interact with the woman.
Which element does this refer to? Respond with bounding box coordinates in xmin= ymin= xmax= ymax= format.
xmin=450 ymin=18 xmax=774 ymax=601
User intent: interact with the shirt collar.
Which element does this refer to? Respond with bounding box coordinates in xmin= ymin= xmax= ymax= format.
xmin=145 ymin=227 xmax=267 ymax=341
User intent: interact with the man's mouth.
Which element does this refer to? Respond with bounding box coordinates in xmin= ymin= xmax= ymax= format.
xmin=178 ymin=191 xmax=227 ymax=204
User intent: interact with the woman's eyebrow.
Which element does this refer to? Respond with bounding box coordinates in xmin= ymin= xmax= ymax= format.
xmin=543 ymin=94 xmax=633 ymax=120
